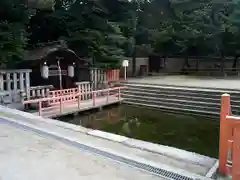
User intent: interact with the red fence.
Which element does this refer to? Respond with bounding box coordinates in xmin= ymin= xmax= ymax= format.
xmin=23 ymin=86 xmax=122 ymax=116
xmin=106 ymin=69 xmax=120 ymax=83
xmin=219 ymin=94 xmax=240 ymax=180
xmin=48 ymin=88 xmax=78 ymax=104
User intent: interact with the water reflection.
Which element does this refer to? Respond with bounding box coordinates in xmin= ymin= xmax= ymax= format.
xmin=60 ymin=105 xmax=219 ymax=158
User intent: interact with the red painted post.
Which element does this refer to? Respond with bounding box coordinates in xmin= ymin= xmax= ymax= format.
xmin=219 ymin=94 xmax=231 ymax=175
xmin=38 ymin=101 xmax=42 ymax=116
xmin=93 ymin=92 xmax=96 ymax=106
xmin=60 ymin=97 xmax=63 ymax=113
xmin=106 ymin=69 xmax=110 ymax=82
xmin=232 ymin=128 xmax=240 ymax=180
xmin=116 ymin=69 xmax=119 ymax=81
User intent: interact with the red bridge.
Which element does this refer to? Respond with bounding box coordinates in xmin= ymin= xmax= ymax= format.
xmin=23 ymin=86 xmax=123 ymax=118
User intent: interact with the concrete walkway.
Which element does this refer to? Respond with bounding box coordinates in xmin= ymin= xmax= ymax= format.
xmin=0 ymin=122 xmax=163 ymax=180
xmin=0 ymin=105 xmax=217 ymax=180
xmin=126 ymin=76 xmax=240 ymax=90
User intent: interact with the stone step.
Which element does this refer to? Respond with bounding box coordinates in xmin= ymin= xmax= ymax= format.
xmin=124 ymin=97 xmax=220 ymax=112
xmin=124 ymin=95 xmax=240 ymax=115
xmin=124 ymin=97 xmax=240 ymax=116
xmin=120 ymin=83 xmax=240 ymax=116
xmin=122 ymin=83 xmax=240 ymax=98
xmin=122 ymin=81 xmax=240 ymax=94
xmin=122 ymin=90 xmax=219 ymax=102
xmin=121 ymin=90 xmax=240 ymax=107
xmin=123 ymin=93 xmax=220 ymax=108
xmin=123 ymin=100 xmax=219 ymax=118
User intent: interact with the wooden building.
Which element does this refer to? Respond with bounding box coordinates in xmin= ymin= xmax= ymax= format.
xmin=19 ymin=41 xmax=91 ymax=90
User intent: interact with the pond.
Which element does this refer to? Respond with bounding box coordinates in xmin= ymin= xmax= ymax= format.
xmin=60 ymin=105 xmax=220 ymax=158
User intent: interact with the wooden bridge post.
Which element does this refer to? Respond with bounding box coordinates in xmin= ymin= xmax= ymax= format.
xmin=219 ymin=94 xmax=231 ymax=175
xmin=60 ymin=97 xmax=63 ymax=113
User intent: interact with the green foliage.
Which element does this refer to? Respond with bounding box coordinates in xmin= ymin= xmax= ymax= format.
xmin=3 ymin=0 xmax=240 ymax=67
xmin=0 ymin=21 xmax=27 ymax=65
xmin=27 ymin=0 xmax=126 ymax=67
xmin=0 ymin=0 xmax=28 ymax=65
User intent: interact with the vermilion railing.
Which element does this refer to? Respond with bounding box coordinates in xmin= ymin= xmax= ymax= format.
xmin=48 ymin=88 xmax=78 ymax=104
xmin=22 ymin=87 xmax=122 ymax=116
xmin=219 ymin=94 xmax=240 ymax=180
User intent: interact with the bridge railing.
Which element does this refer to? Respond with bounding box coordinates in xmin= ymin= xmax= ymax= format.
xmin=219 ymin=94 xmax=240 ymax=180
xmin=22 ymin=86 xmax=123 ymax=116
xmin=48 ymin=88 xmax=78 ymax=105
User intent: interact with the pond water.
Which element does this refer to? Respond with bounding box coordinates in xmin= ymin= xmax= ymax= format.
xmin=60 ymin=105 xmax=219 ymax=158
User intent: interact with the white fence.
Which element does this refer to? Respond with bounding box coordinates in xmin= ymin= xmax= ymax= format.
xmin=90 ymin=68 xmax=107 ymax=90
xmin=0 ymin=69 xmax=31 ymax=102
xmin=0 ymin=70 xmax=53 ymax=105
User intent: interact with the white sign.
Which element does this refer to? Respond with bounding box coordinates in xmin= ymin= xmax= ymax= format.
xmin=122 ymin=60 xmax=129 ymax=67
xmin=49 ymin=69 xmax=67 ymax=76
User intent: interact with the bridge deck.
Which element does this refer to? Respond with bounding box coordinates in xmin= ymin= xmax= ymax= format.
xmin=31 ymin=96 xmax=122 ymax=118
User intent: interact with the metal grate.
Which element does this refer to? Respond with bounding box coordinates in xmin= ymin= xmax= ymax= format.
xmin=0 ymin=118 xmax=196 ymax=180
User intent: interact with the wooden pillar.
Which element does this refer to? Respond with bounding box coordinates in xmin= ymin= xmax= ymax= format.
xmin=31 ymin=88 xmax=36 ymax=98
xmin=0 ymin=73 xmax=3 ymax=90
xmin=13 ymin=73 xmax=17 ymax=90
xmin=25 ymin=72 xmax=30 ymax=100
xmin=103 ymin=69 xmax=107 ymax=87
xmin=19 ymin=72 xmax=24 ymax=91
xmin=90 ymin=68 xmax=94 ymax=90
xmin=13 ymin=73 xmax=17 ymax=102
xmin=6 ymin=73 xmax=11 ymax=91
xmin=219 ymin=94 xmax=231 ymax=175
xmin=6 ymin=72 xmax=11 ymax=101
xmin=87 ymin=83 xmax=91 ymax=99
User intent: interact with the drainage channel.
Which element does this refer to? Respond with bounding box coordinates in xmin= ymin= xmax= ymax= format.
xmin=0 ymin=117 xmax=197 ymax=180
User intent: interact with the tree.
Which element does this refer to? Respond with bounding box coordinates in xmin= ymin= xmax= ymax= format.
xmin=28 ymin=0 xmax=126 ymax=67
xmin=0 ymin=0 xmax=28 ymax=66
